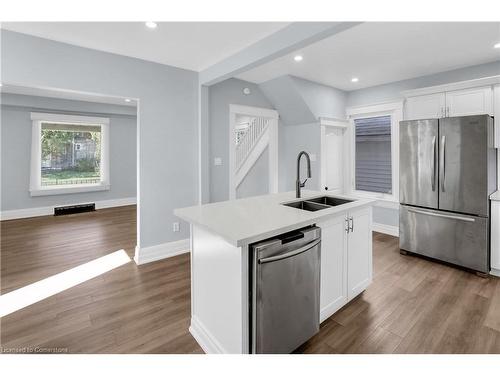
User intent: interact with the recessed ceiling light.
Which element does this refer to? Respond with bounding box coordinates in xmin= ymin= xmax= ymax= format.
xmin=125 ymin=98 xmax=132 ymax=103
xmin=294 ymin=55 xmax=303 ymax=62
xmin=494 ymin=42 xmax=500 ymax=49
xmin=351 ymin=77 xmax=359 ymax=83
xmin=145 ymin=21 xmax=157 ymax=29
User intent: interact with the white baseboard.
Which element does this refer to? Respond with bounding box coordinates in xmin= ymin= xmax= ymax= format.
xmin=0 ymin=197 xmax=136 ymax=221
xmin=372 ymin=223 xmax=399 ymax=237
xmin=189 ymin=315 xmax=225 ymax=354
xmin=134 ymin=238 xmax=189 ymax=265
xmin=490 ymin=268 xmax=500 ymax=277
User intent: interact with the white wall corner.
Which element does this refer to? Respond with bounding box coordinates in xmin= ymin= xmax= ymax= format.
xmin=134 ymin=238 xmax=190 ymax=265
xmin=372 ymin=223 xmax=399 ymax=237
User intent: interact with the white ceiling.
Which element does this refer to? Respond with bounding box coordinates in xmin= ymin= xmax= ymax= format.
xmin=0 ymin=22 xmax=289 ymax=71
xmin=237 ymin=22 xmax=500 ymax=91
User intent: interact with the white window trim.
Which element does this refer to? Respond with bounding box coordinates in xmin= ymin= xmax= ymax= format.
xmin=345 ymin=101 xmax=403 ymax=203
xmin=30 ymin=112 xmax=110 ymax=196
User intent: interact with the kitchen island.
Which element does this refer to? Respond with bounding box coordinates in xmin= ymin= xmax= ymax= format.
xmin=174 ymin=190 xmax=374 ymax=354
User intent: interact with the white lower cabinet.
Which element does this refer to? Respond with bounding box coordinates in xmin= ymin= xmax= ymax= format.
xmin=491 ymin=200 xmax=500 ymax=276
xmin=318 ymin=214 xmax=347 ymax=322
xmin=347 ymin=207 xmax=373 ymax=300
xmin=318 ymin=206 xmax=372 ymax=322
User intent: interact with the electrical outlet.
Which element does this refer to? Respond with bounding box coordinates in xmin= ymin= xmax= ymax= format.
xmin=173 ymin=222 xmax=180 ymax=232
xmin=309 ymin=153 xmax=317 ymax=162
xmin=214 ymin=157 xmax=222 ymax=166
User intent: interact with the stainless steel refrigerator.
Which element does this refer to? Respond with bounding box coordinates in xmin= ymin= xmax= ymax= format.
xmin=399 ymin=115 xmax=497 ymax=274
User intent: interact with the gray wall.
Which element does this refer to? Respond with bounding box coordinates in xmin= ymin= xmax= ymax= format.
xmin=1 ymin=93 xmax=136 ymax=211
xmin=279 ymin=123 xmax=321 ymax=192
xmin=347 ymin=60 xmax=500 ymax=107
xmin=208 ymin=78 xmax=275 ymax=202
xmin=291 ymin=76 xmax=346 ymax=119
xmin=1 ymin=30 xmax=198 ymax=248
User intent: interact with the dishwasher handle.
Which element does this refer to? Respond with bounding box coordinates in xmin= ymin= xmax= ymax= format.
xmin=258 ymin=238 xmax=321 ymax=264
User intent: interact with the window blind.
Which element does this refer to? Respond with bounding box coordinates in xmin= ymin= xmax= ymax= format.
xmin=354 ymin=115 xmax=392 ymax=194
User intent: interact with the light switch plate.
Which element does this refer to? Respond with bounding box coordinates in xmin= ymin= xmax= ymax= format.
xmin=214 ymin=157 xmax=222 ymax=166
xmin=173 ymin=222 xmax=180 ymax=232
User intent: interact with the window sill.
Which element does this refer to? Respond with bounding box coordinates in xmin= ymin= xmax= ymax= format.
xmin=30 ymin=183 xmax=110 ymax=197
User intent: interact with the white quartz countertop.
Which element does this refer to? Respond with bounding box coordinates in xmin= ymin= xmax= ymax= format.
xmin=491 ymin=191 xmax=500 ymax=201
xmin=174 ymin=190 xmax=374 ymax=247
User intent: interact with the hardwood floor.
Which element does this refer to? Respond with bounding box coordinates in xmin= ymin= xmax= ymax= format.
xmin=1 ymin=209 xmax=499 ymax=353
xmin=296 ymin=233 xmax=500 ymax=354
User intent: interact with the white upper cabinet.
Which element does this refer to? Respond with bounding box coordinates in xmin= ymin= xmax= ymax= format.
xmin=446 ymin=86 xmax=493 ymax=117
xmin=405 ymin=93 xmax=446 ymax=120
xmin=404 ymin=85 xmax=494 ymax=121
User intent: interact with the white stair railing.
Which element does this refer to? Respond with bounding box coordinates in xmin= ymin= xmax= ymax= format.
xmin=235 ymin=117 xmax=270 ymax=171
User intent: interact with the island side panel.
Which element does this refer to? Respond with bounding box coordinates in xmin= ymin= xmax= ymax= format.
xmin=189 ymin=224 xmax=249 ymax=354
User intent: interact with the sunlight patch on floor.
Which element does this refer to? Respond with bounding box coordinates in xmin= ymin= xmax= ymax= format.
xmin=0 ymin=249 xmax=131 ymax=317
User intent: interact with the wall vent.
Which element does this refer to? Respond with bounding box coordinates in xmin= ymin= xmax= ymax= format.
xmin=54 ymin=203 xmax=95 ymax=216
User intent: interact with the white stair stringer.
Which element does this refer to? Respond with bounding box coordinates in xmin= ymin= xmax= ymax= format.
xmin=234 ymin=127 xmax=270 ymax=188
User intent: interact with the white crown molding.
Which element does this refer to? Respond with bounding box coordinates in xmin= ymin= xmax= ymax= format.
xmin=133 ymin=238 xmax=190 ymax=265
xmin=401 ymin=75 xmax=500 ymax=98
xmin=0 ymin=197 xmax=136 ymax=221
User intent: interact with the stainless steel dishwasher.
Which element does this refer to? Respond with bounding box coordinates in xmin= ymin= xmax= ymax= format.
xmin=251 ymin=226 xmax=321 ymax=354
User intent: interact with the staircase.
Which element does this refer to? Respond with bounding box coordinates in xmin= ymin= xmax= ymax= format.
xmin=235 ymin=117 xmax=270 ymax=171
xmin=234 ymin=116 xmax=271 ymax=190
xmin=229 ymin=105 xmax=279 ymax=200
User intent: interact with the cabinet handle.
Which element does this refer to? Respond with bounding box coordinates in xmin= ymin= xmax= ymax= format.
xmin=349 ymin=217 xmax=354 ymax=233
xmin=446 ymin=106 xmax=450 ymax=117
xmin=345 ymin=218 xmax=350 ymax=233
xmin=440 ymin=107 xmax=444 ymax=118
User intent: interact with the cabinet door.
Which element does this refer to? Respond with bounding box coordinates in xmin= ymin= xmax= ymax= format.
xmin=317 ymin=214 xmax=347 ymax=322
xmin=405 ymin=93 xmax=446 ymax=120
xmin=446 ymin=86 xmax=493 ymax=117
xmin=347 ymin=206 xmax=372 ymax=301
xmin=494 ymin=85 xmax=500 ymax=148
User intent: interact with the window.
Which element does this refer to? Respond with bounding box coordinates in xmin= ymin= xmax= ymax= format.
xmin=30 ymin=113 xmax=110 ymax=196
xmin=354 ymin=115 xmax=392 ymax=194
xmin=347 ymin=102 xmax=402 ymax=202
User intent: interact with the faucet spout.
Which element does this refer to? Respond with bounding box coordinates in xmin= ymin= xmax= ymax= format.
xmin=296 ymin=151 xmax=312 ymax=198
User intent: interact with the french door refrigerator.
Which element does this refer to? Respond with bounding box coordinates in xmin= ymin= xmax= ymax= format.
xmin=399 ymin=115 xmax=497 ymax=274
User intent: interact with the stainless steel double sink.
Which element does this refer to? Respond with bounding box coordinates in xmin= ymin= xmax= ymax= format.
xmin=282 ymin=196 xmax=354 ymax=212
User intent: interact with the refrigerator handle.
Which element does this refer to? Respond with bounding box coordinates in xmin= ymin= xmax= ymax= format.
xmin=431 ymin=136 xmax=436 ymax=191
xmin=440 ymin=135 xmax=446 ymax=192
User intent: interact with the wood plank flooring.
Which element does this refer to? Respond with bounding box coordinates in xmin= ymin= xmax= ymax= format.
xmin=1 ymin=208 xmax=499 ymax=353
